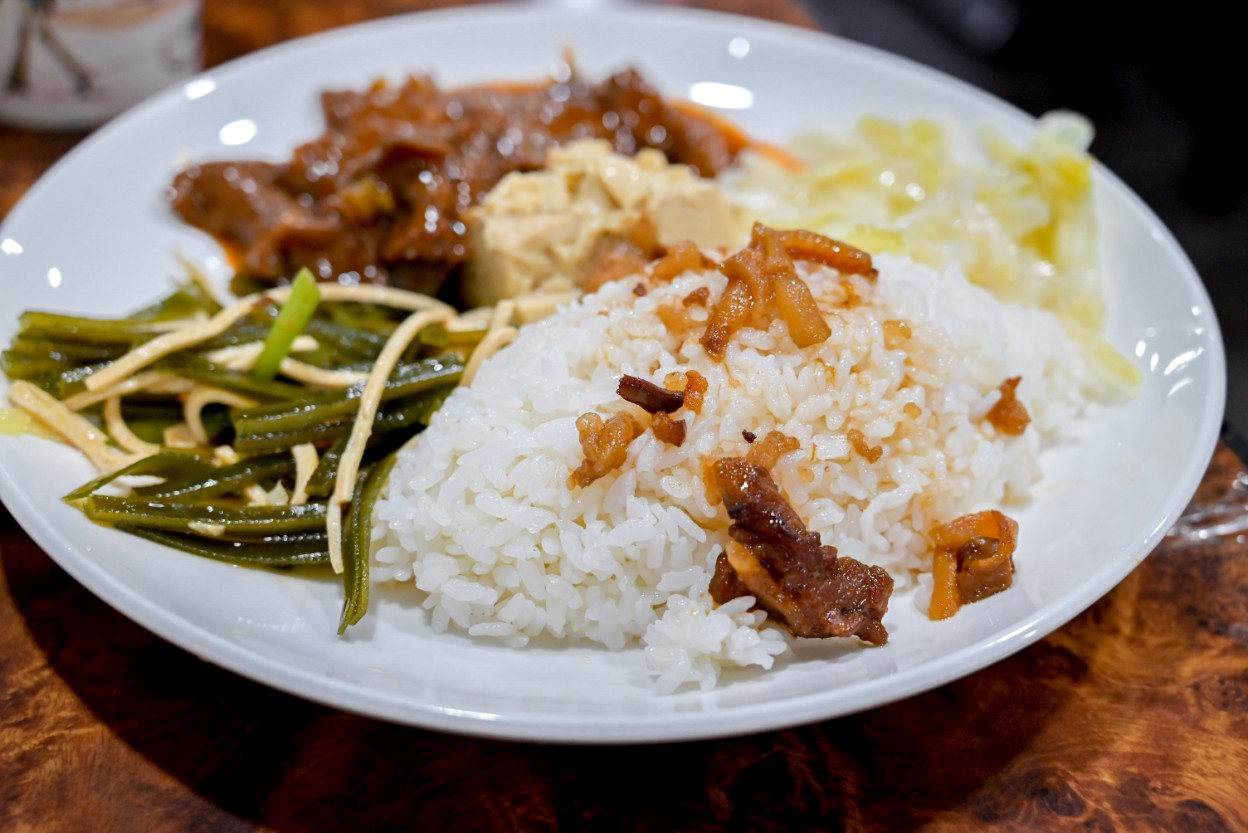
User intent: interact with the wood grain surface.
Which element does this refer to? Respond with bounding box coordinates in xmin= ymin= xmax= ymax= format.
xmin=2 ymin=2 xmax=1247 ymax=831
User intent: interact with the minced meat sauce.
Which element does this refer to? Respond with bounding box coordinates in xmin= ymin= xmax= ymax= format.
xmin=169 ymin=68 xmax=742 ymax=297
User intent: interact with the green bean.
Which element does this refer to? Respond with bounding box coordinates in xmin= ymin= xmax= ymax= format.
xmin=326 ymin=302 xmax=401 ymax=337
xmin=84 ymin=495 xmax=327 ymax=535
xmin=305 ymin=318 xmax=388 ymax=361
xmin=170 ymin=526 xmax=330 ymax=545
xmin=64 ymin=450 xmax=216 ymax=503
xmin=305 ymin=433 xmax=349 ymax=498
xmin=339 ymin=452 xmax=398 ymax=633
xmin=16 ymin=311 xmax=172 ymax=343
xmin=124 ymin=416 xmax=183 ymax=444
xmin=126 ymin=280 xmax=221 ymax=320
xmin=232 ymin=357 xmax=461 ymax=435
xmin=417 ymin=320 xmax=489 ymax=348
xmin=5 ymin=336 xmax=130 ymax=363
xmin=50 ymin=361 xmax=121 ymax=398
xmin=9 ymin=280 xmax=476 ymax=631
xmin=230 ymin=419 xmax=351 ymax=456
xmin=154 ymin=354 xmax=307 ymax=401
xmin=0 ymin=354 xmax=79 ymax=386
xmin=304 ymin=385 xmax=449 ymax=496
xmin=113 ymin=401 xmax=185 ymax=423
xmin=195 ymin=320 xmax=277 ymax=351
xmin=137 ymin=453 xmax=295 ymax=500
xmin=117 ymin=525 xmax=330 ymax=566
xmin=233 ymin=384 xmax=452 ymax=455
xmin=107 ymin=400 xmax=195 ymax=443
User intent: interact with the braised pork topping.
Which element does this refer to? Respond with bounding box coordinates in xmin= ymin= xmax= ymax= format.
xmin=743 ymin=430 xmax=800 ymax=470
xmin=651 ymin=240 xmax=719 ymax=283
xmin=700 ymin=224 xmax=874 ymax=360
xmin=651 ymin=413 xmax=688 ymax=447
xmin=709 ymin=457 xmax=894 ymax=645
xmin=928 ymin=509 xmax=1018 ymax=620
xmin=986 ymin=376 xmax=1030 ymax=435
xmin=617 ymin=374 xmax=685 ymax=414
xmin=663 ymin=370 xmax=707 ymax=414
xmin=568 ymin=412 xmax=643 ymax=488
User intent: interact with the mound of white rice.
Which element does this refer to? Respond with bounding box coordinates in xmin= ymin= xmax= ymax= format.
xmin=372 ymin=254 xmax=1090 ymax=692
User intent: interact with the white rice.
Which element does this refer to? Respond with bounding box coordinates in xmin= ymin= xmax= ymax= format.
xmin=372 ymin=254 xmax=1090 ymax=692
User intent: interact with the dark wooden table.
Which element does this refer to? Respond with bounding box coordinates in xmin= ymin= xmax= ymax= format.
xmin=3 ymin=2 xmax=1247 ymax=830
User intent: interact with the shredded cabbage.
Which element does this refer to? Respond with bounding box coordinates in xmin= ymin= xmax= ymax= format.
xmin=726 ymin=111 xmax=1140 ymax=400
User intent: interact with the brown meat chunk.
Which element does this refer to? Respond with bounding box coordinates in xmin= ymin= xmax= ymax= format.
xmin=651 ymin=240 xmax=718 ymax=282
xmin=651 ymin=413 xmax=687 ymax=446
xmin=753 ymin=224 xmax=831 ymax=348
xmin=744 ymin=430 xmax=800 ymax=470
xmin=986 ymin=376 xmax=1030 ymax=435
xmin=709 ymin=457 xmax=893 ymax=645
xmin=568 ymin=412 xmax=642 ymax=488
xmin=678 ymin=370 xmax=708 ymax=414
xmin=699 ymin=268 xmax=754 ymax=360
xmin=774 ymin=227 xmax=877 ymax=279
xmin=928 ymin=509 xmax=1019 ymax=620
xmin=581 ymin=239 xmax=653 ymax=293
xmin=663 ymin=369 xmax=713 ymax=414
xmin=699 ymin=224 xmax=868 ymax=360
xmin=170 ymin=68 xmax=740 ymax=295
xmin=617 ymin=375 xmax=684 ymax=414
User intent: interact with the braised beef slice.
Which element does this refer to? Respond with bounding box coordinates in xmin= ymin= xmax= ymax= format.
xmin=169 ymin=68 xmax=737 ymax=296
xmin=710 ymin=457 xmax=893 ymax=645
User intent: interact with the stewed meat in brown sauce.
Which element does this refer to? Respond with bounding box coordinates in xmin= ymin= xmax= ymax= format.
xmin=709 ymin=457 xmax=894 ymax=645
xmin=169 ymin=68 xmax=741 ymax=296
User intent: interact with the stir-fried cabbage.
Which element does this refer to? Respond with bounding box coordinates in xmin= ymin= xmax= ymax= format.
xmin=727 ymin=112 xmax=1140 ymax=399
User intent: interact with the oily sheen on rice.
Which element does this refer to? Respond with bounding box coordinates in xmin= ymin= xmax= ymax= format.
xmin=372 ymin=254 xmax=1090 ymax=692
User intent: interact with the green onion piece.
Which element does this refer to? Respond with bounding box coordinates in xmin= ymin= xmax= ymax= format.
xmin=252 ymin=268 xmax=321 ymax=380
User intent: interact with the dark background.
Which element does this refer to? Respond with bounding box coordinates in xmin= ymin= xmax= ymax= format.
xmin=800 ymin=0 xmax=1245 ymax=436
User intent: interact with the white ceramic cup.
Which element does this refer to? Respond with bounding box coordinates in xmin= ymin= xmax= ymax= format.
xmin=0 ymin=0 xmax=201 ymax=130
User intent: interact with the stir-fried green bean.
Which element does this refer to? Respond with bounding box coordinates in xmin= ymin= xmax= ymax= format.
xmin=118 ymin=525 xmax=330 ymax=566
xmin=64 ymin=450 xmax=216 ymax=502
xmin=233 ymin=358 xmax=461 ymax=433
xmin=304 ymin=318 xmax=389 ymax=361
xmin=232 ymin=367 xmax=456 ymax=457
xmin=154 ymin=354 xmax=308 ymax=401
xmin=9 ymin=277 xmax=479 ymax=633
xmin=15 ymin=310 xmax=176 ymax=343
xmin=83 ymin=495 xmax=328 ymax=535
xmin=138 ymin=453 xmax=295 ymax=500
xmin=127 ymin=278 xmax=222 ymax=320
xmin=339 ymin=452 xmax=398 ymax=633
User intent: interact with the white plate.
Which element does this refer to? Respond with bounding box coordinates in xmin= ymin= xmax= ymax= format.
xmin=0 ymin=4 xmax=1225 ymax=743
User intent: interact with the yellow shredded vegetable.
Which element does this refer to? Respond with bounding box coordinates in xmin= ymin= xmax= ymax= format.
xmin=727 ymin=111 xmax=1141 ymax=399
